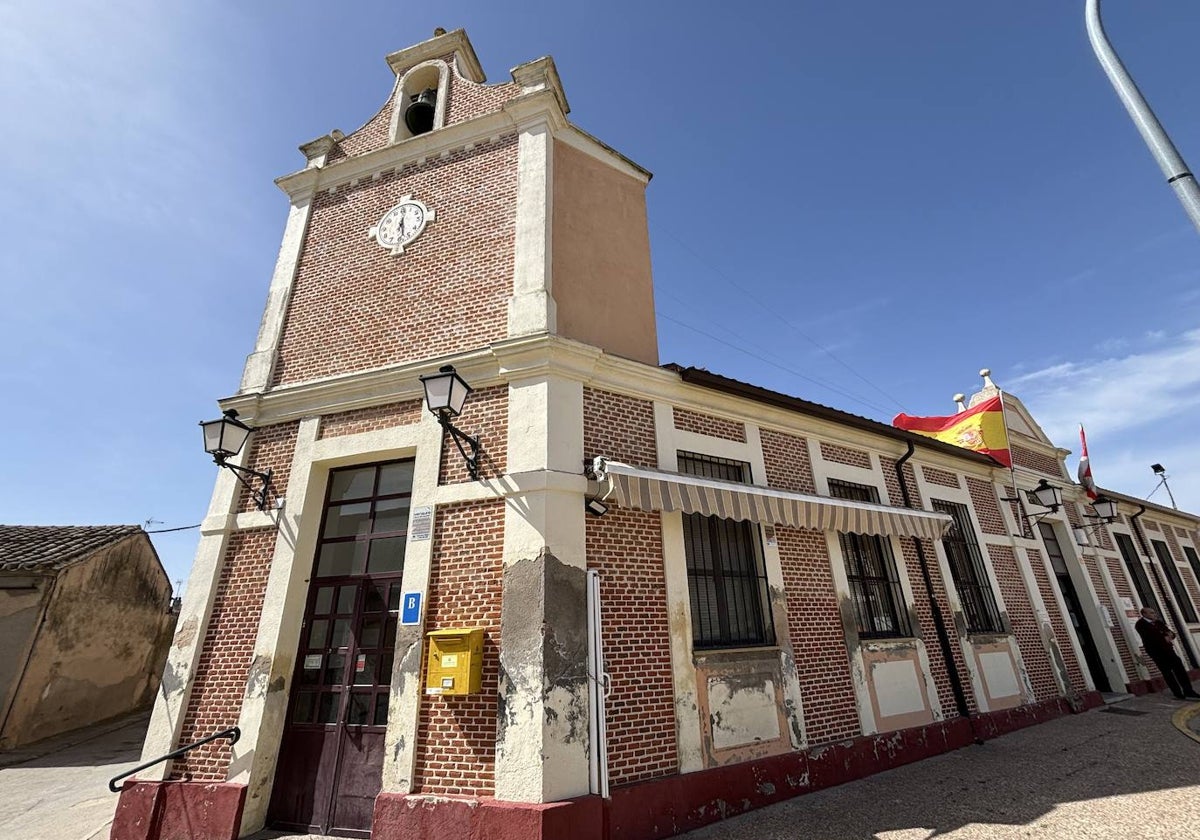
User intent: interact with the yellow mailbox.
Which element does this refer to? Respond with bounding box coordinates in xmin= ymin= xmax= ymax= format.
xmin=425 ymin=628 xmax=484 ymax=696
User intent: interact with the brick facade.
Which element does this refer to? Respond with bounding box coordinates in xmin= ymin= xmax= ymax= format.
xmin=318 ymin=400 xmax=424 ymax=439
xmin=413 ymin=500 xmax=505 ymax=796
xmin=966 ymin=477 xmax=1007 ymax=536
xmin=171 ymin=529 xmax=276 ymax=779
xmin=1011 ymin=444 xmax=1063 ymax=478
xmin=271 ymin=134 xmax=519 ymax=387
xmin=818 ymin=441 xmax=871 ymax=470
xmin=582 ymin=388 xmax=657 ymax=469
xmin=671 ymin=407 xmax=746 ymax=443
xmin=920 ymin=465 xmax=960 ymax=489
xmin=986 ymin=544 xmax=1059 ymax=702
xmin=236 ymin=422 xmax=299 ymax=513
xmin=1025 ymin=548 xmax=1089 ymax=693
xmin=438 ymin=385 xmax=507 ymax=484
xmin=777 ymin=527 xmax=860 ymax=744
xmin=900 ymin=538 xmax=978 ymax=715
xmin=760 ymin=428 xmax=816 ymax=495
xmin=586 ymin=509 xmax=678 ymax=785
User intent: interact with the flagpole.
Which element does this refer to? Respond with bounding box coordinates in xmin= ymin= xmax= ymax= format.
xmin=998 ymin=390 xmax=1032 ymax=539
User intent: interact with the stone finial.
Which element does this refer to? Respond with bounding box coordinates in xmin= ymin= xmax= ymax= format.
xmin=980 ymin=368 xmax=997 ymax=390
xmin=953 ymin=393 xmax=967 ymax=412
xmin=434 ymin=27 xmax=446 ymax=36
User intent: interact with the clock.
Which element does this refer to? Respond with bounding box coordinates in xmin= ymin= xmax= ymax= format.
xmin=369 ymin=196 xmax=436 ymax=255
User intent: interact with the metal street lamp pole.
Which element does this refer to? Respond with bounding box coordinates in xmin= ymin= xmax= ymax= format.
xmin=1086 ymin=0 xmax=1200 ymax=235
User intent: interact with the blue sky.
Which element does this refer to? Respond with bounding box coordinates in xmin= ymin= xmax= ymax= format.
xmin=3 ymin=1 xmax=1199 ymax=589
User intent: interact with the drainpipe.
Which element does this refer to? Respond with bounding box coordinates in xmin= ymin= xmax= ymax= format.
xmin=1130 ymin=504 xmax=1199 ymax=668
xmin=894 ymin=442 xmax=973 ymax=724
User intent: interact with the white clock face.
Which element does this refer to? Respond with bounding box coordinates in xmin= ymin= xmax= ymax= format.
xmin=370 ymin=196 xmax=436 ymax=255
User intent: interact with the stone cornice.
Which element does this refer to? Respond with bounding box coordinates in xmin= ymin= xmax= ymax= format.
xmin=385 ymin=28 xmax=485 ymax=82
xmin=511 ymin=56 xmax=569 ymax=115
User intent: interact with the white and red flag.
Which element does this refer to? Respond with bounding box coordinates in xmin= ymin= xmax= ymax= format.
xmin=1078 ymin=424 xmax=1098 ymax=501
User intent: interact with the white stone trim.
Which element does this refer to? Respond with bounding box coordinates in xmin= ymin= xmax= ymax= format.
xmin=231 ymin=416 xmax=320 ymax=834
xmin=138 ymin=458 xmax=243 ymax=775
xmin=508 ymin=119 xmax=556 ymax=338
xmin=239 ymin=191 xmax=315 ymax=394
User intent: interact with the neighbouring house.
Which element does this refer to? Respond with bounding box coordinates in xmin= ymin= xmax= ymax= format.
xmin=0 ymin=525 xmax=176 ymax=750
xmin=111 ymin=28 xmax=1200 ymax=840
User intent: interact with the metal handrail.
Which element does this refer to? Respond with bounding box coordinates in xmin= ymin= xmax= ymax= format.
xmin=108 ymin=726 xmax=241 ymax=793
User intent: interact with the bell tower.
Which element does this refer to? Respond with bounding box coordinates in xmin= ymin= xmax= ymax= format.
xmin=239 ymin=27 xmax=657 ymax=398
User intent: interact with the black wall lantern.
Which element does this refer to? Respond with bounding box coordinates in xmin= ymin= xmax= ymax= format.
xmin=199 ymin=409 xmax=274 ymax=511
xmin=1002 ymin=478 xmax=1064 ymax=537
xmin=420 ymin=365 xmax=482 ymax=480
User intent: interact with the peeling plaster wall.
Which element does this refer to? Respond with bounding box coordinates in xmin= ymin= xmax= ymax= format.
xmin=0 ymin=536 xmax=174 ymax=749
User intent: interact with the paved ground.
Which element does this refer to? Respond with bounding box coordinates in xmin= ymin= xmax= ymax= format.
xmin=0 ymin=711 xmax=150 ymax=840
xmin=680 ymin=694 xmax=1200 ymax=840
xmin=3 ymin=696 xmax=1196 ymax=840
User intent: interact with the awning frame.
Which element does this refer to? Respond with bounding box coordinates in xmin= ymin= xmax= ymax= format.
xmin=588 ymin=457 xmax=952 ymax=541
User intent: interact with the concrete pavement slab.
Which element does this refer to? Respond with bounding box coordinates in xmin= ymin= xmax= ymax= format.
xmin=679 ymin=694 xmax=1200 ymax=840
xmin=0 ymin=711 xmax=149 ymax=840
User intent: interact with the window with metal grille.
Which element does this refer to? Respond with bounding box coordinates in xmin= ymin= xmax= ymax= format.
xmin=931 ymin=500 xmax=1003 ymax=634
xmin=1152 ymin=540 xmax=1198 ymax=623
xmin=1185 ymin=546 xmax=1200 ymax=592
xmin=827 ymin=479 xmax=911 ymax=639
xmin=678 ymin=452 xmax=774 ymax=649
xmin=1115 ymin=533 xmax=1160 ymax=614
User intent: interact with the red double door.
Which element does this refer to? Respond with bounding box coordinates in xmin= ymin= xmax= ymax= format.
xmin=269 ymin=460 xmax=412 ymax=837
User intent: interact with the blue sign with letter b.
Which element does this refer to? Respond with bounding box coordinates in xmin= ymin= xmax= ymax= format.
xmin=401 ymin=592 xmax=422 ymax=625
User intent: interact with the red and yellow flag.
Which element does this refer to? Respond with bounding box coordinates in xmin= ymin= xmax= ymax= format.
xmin=892 ymin=396 xmax=1012 ymax=467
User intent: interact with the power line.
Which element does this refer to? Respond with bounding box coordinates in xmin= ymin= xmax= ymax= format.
xmin=145 ymin=523 xmax=201 ymax=534
xmin=654 ymin=224 xmax=909 ymax=412
xmin=658 ymin=312 xmax=893 ymax=415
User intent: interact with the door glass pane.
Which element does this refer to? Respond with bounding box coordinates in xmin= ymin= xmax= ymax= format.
xmin=378 ymin=461 xmax=415 ymax=496
xmin=353 ymin=653 xmax=378 ymax=685
xmin=316 ymin=542 xmax=367 ymax=577
xmin=314 ymin=586 xmax=335 ymax=615
xmin=347 ymin=692 xmax=372 ymax=725
xmin=368 ymin=536 xmax=406 ymax=574
xmin=299 ymin=655 xmax=321 ymax=686
xmin=317 ymin=692 xmax=339 ymax=724
xmin=330 ymin=620 xmax=351 ymax=649
xmin=364 ymin=584 xmax=387 ymax=614
xmin=374 ymin=498 xmax=411 ymax=534
xmin=373 ymin=694 xmax=389 ymax=726
xmin=325 ymin=503 xmax=372 ymax=538
xmin=360 ymin=617 xmax=383 ymax=649
xmin=292 ymin=691 xmax=316 ymax=724
xmin=308 ymin=619 xmax=329 ymax=649
xmin=336 ymin=585 xmax=357 ymax=614
xmin=329 ymin=468 xmax=376 ymax=502
xmin=388 ymin=585 xmax=402 ymax=612
xmin=324 ymin=653 xmax=346 ymax=685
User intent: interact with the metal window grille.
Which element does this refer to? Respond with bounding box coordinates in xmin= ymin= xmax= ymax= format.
xmin=678 ymin=452 xmax=775 ymax=649
xmin=1153 ymin=540 xmax=1198 ymax=623
xmin=1185 ymin=546 xmax=1200 ymax=593
xmin=931 ymin=500 xmax=1003 ymax=634
xmin=1115 ymin=533 xmax=1160 ymax=614
xmin=827 ymin=479 xmax=911 ymax=639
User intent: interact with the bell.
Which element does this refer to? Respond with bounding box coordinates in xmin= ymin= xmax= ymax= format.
xmin=404 ymin=88 xmax=437 ymax=136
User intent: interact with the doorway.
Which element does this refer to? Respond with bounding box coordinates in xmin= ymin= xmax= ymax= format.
xmin=268 ymin=460 xmax=414 ymax=837
xmin=1037 ymin=522 xmax=1112 ymax=693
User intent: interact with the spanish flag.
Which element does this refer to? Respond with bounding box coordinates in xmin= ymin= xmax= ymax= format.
xmin=892 ymin=396 xmax=1012 ymax=467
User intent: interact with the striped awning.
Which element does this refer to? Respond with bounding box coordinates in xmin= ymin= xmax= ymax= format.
xmin=590 ymin=458 xmax=952 ymax=541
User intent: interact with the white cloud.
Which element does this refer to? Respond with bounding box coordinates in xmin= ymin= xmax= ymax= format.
xmin=1008 ymin=330 xmax=1200 ymax=512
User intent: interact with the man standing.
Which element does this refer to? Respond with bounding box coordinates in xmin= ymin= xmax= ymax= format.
xmin=1135 ymin=607 xmax=1200 ymax=700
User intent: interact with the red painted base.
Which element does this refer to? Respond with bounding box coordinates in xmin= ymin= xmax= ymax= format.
xmin=109 ymin=781 xmax=246 ymax=840
xmin=372 ymin=792 xmax=604 ymax=840
xmin=607 ymin=696 xmax=1079 ymax=840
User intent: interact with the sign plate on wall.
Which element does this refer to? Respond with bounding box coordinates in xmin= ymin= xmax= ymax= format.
xmin=410 ymin=505 xmax=433 ymax=541
xmin=401 ymin=592 xmax=422 ymax=625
